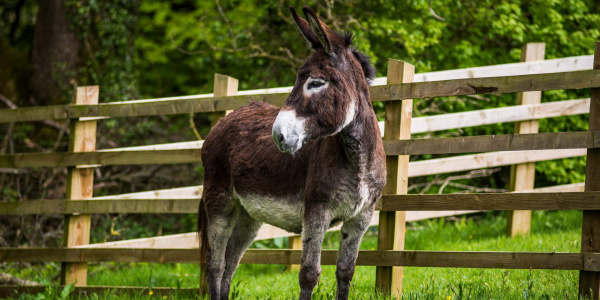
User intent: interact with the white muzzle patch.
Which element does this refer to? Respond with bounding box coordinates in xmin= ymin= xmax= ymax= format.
xmin=272 ymin=109 xmax=307 ymax=154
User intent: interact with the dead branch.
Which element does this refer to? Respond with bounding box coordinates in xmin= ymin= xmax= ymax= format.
xmin=0 ymin=272 xmax=42 ymax=286
xmin=0 ymin=93 xmax=17 ymax=109
xmin=453 ymin=187 xmax=508 ymax=193
xmin=418 ymin=174 xmax=442 ymax=194
xmin=93 ymin=181 xmax=120 ymax=189
xmin=0 ymin=94 xmax=69 ymax=154
xmin=416 ymin=94 xmax=491 ymax=116
xmin=190 ymin=113 xmax=202 ymax=140
xmin=1 ymin=123 xmax=14 ymax=155
xmin=43 ymin=120 xmax=70 ymax=134
xmin=428 ymin=0 xmax=445 ymax=22
xmin=0 ymin=168 xmax=26 ymax=174
xmin=408 ymin=168 xmax=503 ymax=194
xmin=104 ymin=165 xmax=162 ymax=183
xmin=0 ymin=93 xmax=16 ymax=155
xmin=467 ymin=94 xmax=493 ymax=102
xmin=51 ymin=120 xmax=69 ymax=151
xmin=23 ymin=138 xmax=46 ymax=152
xmin=439 ymin=168 xmax=503 ymax=194
xmin=429 ymin=6 xmax=445 ymax=22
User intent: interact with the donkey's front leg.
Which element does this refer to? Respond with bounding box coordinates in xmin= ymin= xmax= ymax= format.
xmin=335 ymin=208 xmax=374 ymax=300
xmin=299 ymin=208 xmax=331 ymax=300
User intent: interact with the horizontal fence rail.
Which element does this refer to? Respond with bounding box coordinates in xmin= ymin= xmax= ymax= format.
xmin=4 ymin=192 xmax=599 ymax=215
xmin=2 ymin=70 xmax=599 ymax=124
xmin=1 ymin=199 xmax=199 ymax=215
xmin=408 ymin=55 xmax=593 ymax=83
xmin=384 ymin=131 xmax=599 ymax=155
xmin=1 ymin=248 xmax=599 ymax=271
xmin=378 ymin=192 xmax=600 ymax=211
xmin=1 ymin=131 xmax=595 ymax=169
xmin=0 ymin=149 xmax=201 ymax=168
xmin=410 ymin=98 xmax=590 ymax=134
xmin=409 ymin=148 xmax=586 ymax=177
xmin=0 ymin=93 xmax=288 ymax=123
xmin=378 ymin=69 xmax=600 ymax=101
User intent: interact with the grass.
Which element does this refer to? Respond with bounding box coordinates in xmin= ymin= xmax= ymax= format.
xmin=6 ymin=210 xmax=587 ymax=299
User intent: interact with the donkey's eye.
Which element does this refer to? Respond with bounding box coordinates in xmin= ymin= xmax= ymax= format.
xmin=303 ymin=78 xmax=329 ymax=95
xmin=307 ymin=81 xmax=325 ymax=89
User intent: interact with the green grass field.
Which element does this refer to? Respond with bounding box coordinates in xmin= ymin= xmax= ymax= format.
xmin=7 ymin=210 xmax=587 ymax=299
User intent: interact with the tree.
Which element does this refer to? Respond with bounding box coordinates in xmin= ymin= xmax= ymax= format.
xmin=30 ymin=0 xmax=80 ymax=106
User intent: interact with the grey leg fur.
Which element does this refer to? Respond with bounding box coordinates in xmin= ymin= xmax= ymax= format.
xmin=219 ymin=209 xmax=262 ymax=300
xmin=336 ymin=209 xmax=373 ymax=300
xmin=206 ymin=213 xmax=236 ymax=300
xmin=299 ymin=210 xmax=331 ymax=300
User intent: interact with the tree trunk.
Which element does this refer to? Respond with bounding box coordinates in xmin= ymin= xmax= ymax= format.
xmin=31 ymin=0 xmax=79 ymax=106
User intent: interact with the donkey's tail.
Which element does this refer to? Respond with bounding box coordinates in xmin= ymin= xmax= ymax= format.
xmin=198 ymin=197 xmax=208 ymax=269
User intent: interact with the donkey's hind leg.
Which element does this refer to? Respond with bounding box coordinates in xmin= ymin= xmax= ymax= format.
xmin=205 ymin=197 xmax=237 ymax=300
xmin=219 ymin=208 xmax=262 ymax=299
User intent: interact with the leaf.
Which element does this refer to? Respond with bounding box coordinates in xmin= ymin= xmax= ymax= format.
xmin=60 ymin=283 xmax=75 ymax=300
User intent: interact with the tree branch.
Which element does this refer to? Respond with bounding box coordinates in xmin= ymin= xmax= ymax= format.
xmin=0 ymin=93 xmax=17 ymax=109
xmin=408 ymin=168 xmax=504 ymax=194
xmin=428 ymin=0 xmax=446 ymax=22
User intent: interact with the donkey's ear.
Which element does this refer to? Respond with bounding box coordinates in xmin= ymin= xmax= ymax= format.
xmin=289 ymin=6 xmax=319 ymax=51
xmin=302 ymin=6 xmax=343 ymax=57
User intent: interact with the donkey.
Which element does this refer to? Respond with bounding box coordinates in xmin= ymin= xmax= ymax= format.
xmin=198 ymin=6 xmax=386 ymax=300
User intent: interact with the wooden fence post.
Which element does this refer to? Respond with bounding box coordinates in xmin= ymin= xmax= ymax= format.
xmin=200 ymin=74 xmax=238 ymax=295
xmin=211 ymin=74 xmax=239 ymax=128
xmin=286 ymin=236 xmax=302 ymax=271
xmin=376 ymin=59 xmax=414 ymax=297
xmin=507 ymin=43 xmax=546 ymax=237
xmin=60 ymin=86 xmax=99 ymax=286
xmin=579 ymin=41 xmax=600 ymax=300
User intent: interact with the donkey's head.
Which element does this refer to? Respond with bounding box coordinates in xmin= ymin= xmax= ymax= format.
xmin=272 ymin=6 xmax=375 ymax=154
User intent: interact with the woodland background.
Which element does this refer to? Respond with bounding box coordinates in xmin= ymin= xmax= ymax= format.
xmin=0 ymin=0 xmax=599 ymax=249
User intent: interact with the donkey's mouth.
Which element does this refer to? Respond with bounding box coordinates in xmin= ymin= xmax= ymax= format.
xmin=272 ymin=129 xmax=302 ymax=154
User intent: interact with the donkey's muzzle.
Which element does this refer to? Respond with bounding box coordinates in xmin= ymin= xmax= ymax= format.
xmin=272 ymin=128 xmax=300 ymax=154
xmin=272 ymin=109 xmax=306 ymax=154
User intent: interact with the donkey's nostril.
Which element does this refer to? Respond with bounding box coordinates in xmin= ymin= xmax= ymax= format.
xmin=272 ymin=129 xmax=284 ymax=148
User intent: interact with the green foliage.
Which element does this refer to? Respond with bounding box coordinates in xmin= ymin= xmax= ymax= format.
xmin=14 ymin=283 xmax=74 ymax=300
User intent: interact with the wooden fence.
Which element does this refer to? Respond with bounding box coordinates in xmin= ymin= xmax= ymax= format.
xmin=1 ymin=42 xmax=599 ymax=298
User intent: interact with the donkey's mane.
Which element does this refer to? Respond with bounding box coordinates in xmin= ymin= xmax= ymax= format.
xmin=351 ymin=49 xmax=376 ymax=85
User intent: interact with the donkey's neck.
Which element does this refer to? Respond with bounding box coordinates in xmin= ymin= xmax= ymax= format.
xmin=339 ymin=100 xmax=380 ymax=172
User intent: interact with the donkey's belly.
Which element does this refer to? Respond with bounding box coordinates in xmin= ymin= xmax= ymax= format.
xmin=235 ymin=192 xmax=304 ymax=234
